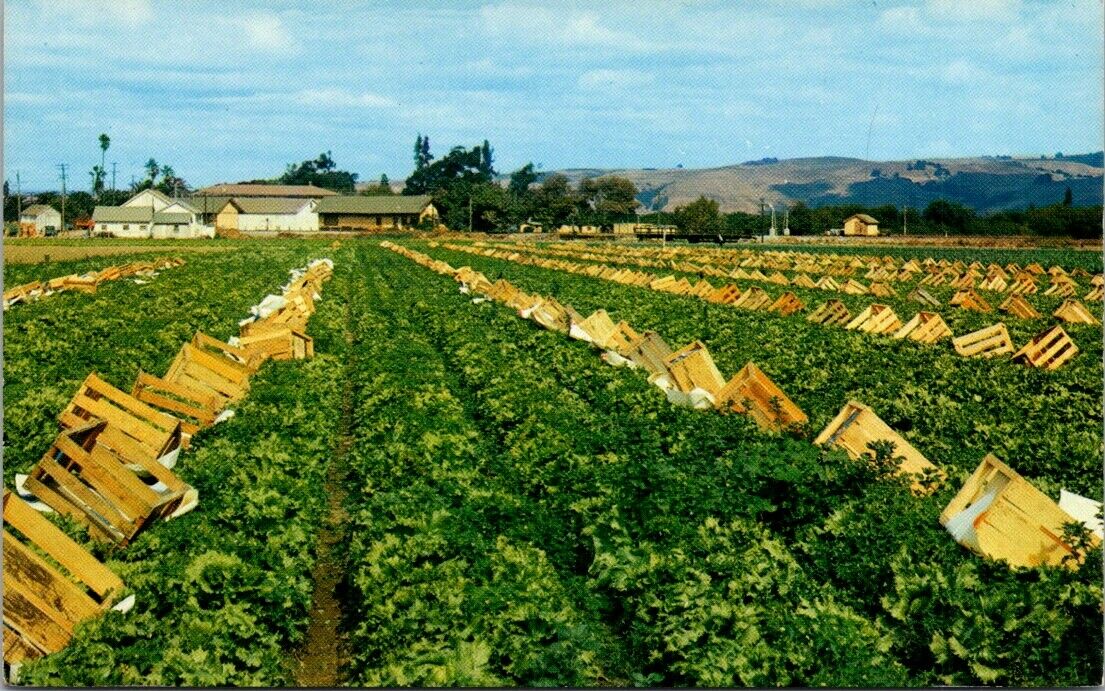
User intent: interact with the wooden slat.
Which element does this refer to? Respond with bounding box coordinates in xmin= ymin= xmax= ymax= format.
xmin=3 ymin=492 xmax=122 ymax=597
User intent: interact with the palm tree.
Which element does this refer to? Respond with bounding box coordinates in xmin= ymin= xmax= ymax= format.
xmin=98 ymin=133 xmax=110 ymax=171
xmin=96 ymin=134 xmax=110 ymax=198
xmin=144 ymin=158 xmax=160 ymax=183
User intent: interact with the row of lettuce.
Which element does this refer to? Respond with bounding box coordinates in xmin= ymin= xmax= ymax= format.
xmin=341 ymin=244 xmax=1101 ymax=686
xmin=16 ymin=245 xmax=345 ymax=685
xmin=416 ymin=241 xmax=1103 ymax=497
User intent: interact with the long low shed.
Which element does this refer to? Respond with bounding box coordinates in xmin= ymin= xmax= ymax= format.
xmin=316 ymin=195 xmax=437 ymax=231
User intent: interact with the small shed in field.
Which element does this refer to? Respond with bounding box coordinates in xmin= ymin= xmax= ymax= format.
xmin=843 ymin=214 xmax=879 ymax=236
xmin=19 ymin=204 xmax=61 ymax=235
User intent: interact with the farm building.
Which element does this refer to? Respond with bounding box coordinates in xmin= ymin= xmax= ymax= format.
xmin=843 ymin=214 xmax=879 ymax=236
xmin=92 ymin=189 xmax=214 ymax=238
xmin=215 ymin=198 xmax=319 ymax=233
xmin=196 ymin=183 xmax=338 ymax=199
xmin=19 ymin=204 xmax=61 ymax=236
xmin=316 ymin=195 xmax=437 ymax=231
xmin=189 ymin=185 xmax=337 ymax=224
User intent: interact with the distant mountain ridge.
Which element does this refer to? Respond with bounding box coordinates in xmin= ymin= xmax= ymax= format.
xmin=542 ymin=153 xmax=1104 ymax=214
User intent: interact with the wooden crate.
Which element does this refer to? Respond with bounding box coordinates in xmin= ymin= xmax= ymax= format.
xmin=939 ymin=454 xmax=1097 ymax=568
xmin=62 ymin=273 xmax=100 ymax=294
xmin=649 ymin=275 xmax=678 ymax=292
xmin=663 ymin=341 xmax=726 ymax=396
xmin=813 ymin=401 xmax=943 ymax=492
xmin=978 ymin=275 xmax=1008 ymax=292
xmin=893 ymin=312 xmax=953 ymax=344
xmin=59 ymin=373 xmax=182 ymax=466
xmin=570 ymin=309 xmax=618 ymax=347
xmin=625 ymin=331 xmax=674 ymax=377
xmin=2 ymin=490 xmax=124 ymax=664
xmin=791 ymin=273 xmax=817 ymax=289
xmin=606 ymin=321 xmax=641 ymax=356
xmin=807 ymin=299 xmax=851 ymax=326
xmin=952 ymin=323 xmax=1014 ymax=358
xmin=815 ymin=276 xmax=840 ymax=291
xmin=1024 ymin=262 xmax=1045 ymax=274
xmin=192 ymin=331 xmax=264 ymax=372
xmin=132 ymin=371 xmax=222 ymax=436
xmin=690 ymin=280 xmax=716 ymax=298
xmin=669 ymin=278 xmax=694 ymax=295
xmin=3 ymin=281 xmax=44 ymax=309
xmin=868 ymin=282 xmax=896 ymax=297
xmin=919 ymin=273 xmax=946 ymax=287
xmin=907 ymin=288 xmax=941 ymax=308
xmin=1085 ymin=286 xmax=1103 ymax=302
xmin=999 ymin=294 xmax=1040 ymax=319
xmin=706 ymin=284 xmax=741 ymax=305
xmin=529 ymin=298 xmax=575 ymax=334
xmin=1053 ymin=299 xmax=1099 ymax=325
xmin=732 ymin=286 xmax=772 ymax=310
xmin=956 ymin=289 xmax=992 ymax=313
xmin=716 ymin=362 xmax=807 ymax=431
xmin=1092 ymin=275 xmax=1104 ymax=287
xmin=845 ymin=304 xmax=902 ymax=335
xmin=239 ymin=327 xmax=313 ymax=361
xmin=1012 ymin=325 xmax=1078 ymax=370
xmin=23 ymin=421 xmax=193 ymax=545
xmin=1043 ymin=281 xmax=1077 ymax=298
xmin=165 ymin=342 xmax=252 ymax=404
xmin=505 ymin=290 xmax=542 ymax=312
xmin=1009 ymin=278 xmax=1039 ymax=295
xmin=767 ymin=292 xmax=805 ymax=316
xmin=840 ymin=279 xmax=869 ymax=295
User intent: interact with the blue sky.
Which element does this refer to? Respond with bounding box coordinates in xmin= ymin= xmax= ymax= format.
xmin=4 ymin=0 xmax=1102 ymax=191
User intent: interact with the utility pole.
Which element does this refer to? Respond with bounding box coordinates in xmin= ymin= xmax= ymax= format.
xmin=468 ymin=196 xmax=473 ymax=233
xmin=902 ymin=205 xmax=908 ymax=236
xmin=16 ymin=172 xmax=22 ymax=219
xmin=111 ymin=162 xmax=117 ymax=192
xmin=57 ymin=164 xmax=69 ymax=236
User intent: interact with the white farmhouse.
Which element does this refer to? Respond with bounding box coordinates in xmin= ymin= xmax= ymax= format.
xmin=92 ymin=189 xmax=214 ymax=238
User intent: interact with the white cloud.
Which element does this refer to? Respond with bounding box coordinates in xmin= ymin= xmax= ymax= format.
xmin=30 ymin=0 xmax=153 ymax=28
xmin=577 ymin=68 xmax=653 ymax=92
xmin=877 ymin=6 xmax=925 ymax=33
xmin=925 ymin=0 xmax=1020 ymax=22
xmin=239 ymin=12 xmax=296 ymax=53
xmin=293 ymin=89 xmax=396 ymax=109
xmin=479 ymin=3 xmax=646 ymax=49
xmin=942 ymin=59 xmax=988 ymax=84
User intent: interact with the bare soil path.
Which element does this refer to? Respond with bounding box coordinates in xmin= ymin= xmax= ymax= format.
xmin=3 ymin=242 xmax=235 ymax=264
xmin=292 ymin=303 xmax=354 ymax=687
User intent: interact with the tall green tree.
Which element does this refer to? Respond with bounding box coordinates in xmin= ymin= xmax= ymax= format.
xmin=144 ymin=158 xmax=160 ymax=183
xmin=280 ymin=151 xmax=358 ymax=193
xmin=533 ymin=174 xmax=577 ymax=226
xmin=673 ymin=196 xmax=724 ymax=234
xmin=578 ymin=176 xmax=639 ymax=225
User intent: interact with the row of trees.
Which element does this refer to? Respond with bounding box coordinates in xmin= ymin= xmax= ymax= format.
xmin=399 ymin=135 xmax=641 ymax=231
xmin=654 ymin=196 xmax=1102 ymax=240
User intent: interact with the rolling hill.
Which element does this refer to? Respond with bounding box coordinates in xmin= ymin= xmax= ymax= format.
xmin=545 ymin=153 xmax=1103 ymax=214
